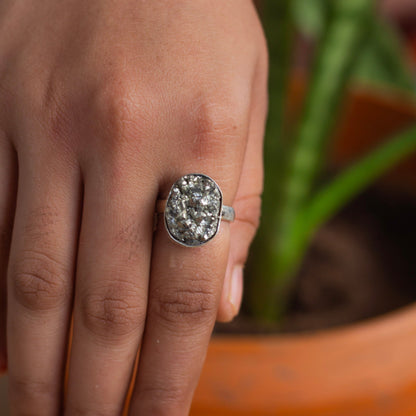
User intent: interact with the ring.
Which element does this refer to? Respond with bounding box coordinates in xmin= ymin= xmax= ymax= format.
xmin=155 ymin=173 xmax=235 ymax=247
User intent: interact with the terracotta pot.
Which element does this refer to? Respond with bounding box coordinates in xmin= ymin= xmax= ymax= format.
xmin=191 ymin=304 xmax=416 ymax=416
xmin=190 ymin=87 xmax=416 ymax=415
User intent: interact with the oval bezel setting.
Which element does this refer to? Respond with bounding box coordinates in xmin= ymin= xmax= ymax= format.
xmin=164 ymin=173 xmax=223 ymax=247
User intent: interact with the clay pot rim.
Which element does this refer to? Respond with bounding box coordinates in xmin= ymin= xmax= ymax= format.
xmin=193 ymin=302 xmax=416 ymax=415
xmin=212 ymin=301 xmax=416 ymax=343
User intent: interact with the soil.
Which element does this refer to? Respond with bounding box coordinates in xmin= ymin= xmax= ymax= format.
xmin=215 ymin=186 xmax=416 ymax=334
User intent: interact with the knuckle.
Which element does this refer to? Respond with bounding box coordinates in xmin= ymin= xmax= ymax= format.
xmin=80 ymin=279 xmax=145 ymax=341
xmin=10 ymin=250 xmax=70 ymax=312
xmin=96 ymin=78 xmax=137 ymax=124
xmin=153 ymin=284 xmax=217 ymax=327
xmin=92 ymin=77 xmax=155 ymax=148
xmin=187 ymin=96 xmax=247 ymax=161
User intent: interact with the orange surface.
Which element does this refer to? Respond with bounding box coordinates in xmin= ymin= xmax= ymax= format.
xmin=191 ymin=304 xmax=416 ymax=416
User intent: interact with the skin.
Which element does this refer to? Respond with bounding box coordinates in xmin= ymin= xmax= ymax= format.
xmin=0 ymin=0 xmax=268 ymax=414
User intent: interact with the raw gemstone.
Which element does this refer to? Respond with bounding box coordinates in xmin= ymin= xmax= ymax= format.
xmin=165 ymin=174 xmax=222 ymax=246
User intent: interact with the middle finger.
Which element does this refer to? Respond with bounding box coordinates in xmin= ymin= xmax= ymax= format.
xmin=65 ymin=160 xmax=157 ymax=415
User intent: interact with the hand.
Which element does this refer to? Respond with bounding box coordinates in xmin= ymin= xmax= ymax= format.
xmin=0 ymin=0 xmax=268 ymax=414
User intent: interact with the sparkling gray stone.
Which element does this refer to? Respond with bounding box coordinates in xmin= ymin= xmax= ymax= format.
xmin=164 ymin=174 xmax=222 ymax=246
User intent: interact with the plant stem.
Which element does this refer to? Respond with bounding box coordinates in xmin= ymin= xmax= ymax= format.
xmin=260 ymin=0 xmax=294 ymax=224
xmin=249 ymin=0 xmax=374 ymax=322
xmin=245 ymin=0 xmax=293 ymax=317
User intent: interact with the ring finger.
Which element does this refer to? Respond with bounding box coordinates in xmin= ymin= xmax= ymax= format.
xmin=65 ymin=159 xmax=158 ymax=415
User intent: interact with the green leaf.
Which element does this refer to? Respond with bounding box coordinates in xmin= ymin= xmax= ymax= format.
xmin=353 ymin=18 xmax=415 ymax=93
xmin=291 ymin=0 xmax=329 ymax=37
xmin=245 ymin=0 xmax=294 ymax=320
xmin=288 ymin=125 xmax=416 ymax=264
xmin=260 ymin=0 xmax=294 ymax=221
xmin=247 ymin=0 xmax=375 ymax=322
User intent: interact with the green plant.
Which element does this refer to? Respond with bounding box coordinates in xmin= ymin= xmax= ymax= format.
xmin=246 ymin=0 xmax=416 ymax=322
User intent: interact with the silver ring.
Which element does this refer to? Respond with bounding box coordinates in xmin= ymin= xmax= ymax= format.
xmin=155 ymin=173 xmax=235 ymax=247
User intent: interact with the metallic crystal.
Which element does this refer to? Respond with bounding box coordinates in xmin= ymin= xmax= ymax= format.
xmin=164 ymin=174 xmax=222 ymax=246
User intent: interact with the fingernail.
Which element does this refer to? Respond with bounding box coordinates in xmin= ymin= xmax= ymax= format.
xmin=228 ymin=265 xmax=243 ymax=317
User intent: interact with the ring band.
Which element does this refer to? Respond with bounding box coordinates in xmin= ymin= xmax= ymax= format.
xmin=155 ymin=173 xmax=235 ymax=247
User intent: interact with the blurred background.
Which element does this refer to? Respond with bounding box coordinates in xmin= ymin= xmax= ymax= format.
xmin=229 ymin=0 xmax=416 ymax=332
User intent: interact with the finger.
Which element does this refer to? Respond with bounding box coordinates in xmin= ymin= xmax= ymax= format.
xmin=0 ymin=136 xmax=17 ymax=372
xmin=7 ymin=149 xmax=81 ymax=414
xmin=65 ymin=161 xmax=158 ymax=415
xmin=216 ymin=202 xmax=259 ymax=323
xmin=217 ymin=53 xmax=268 ymax=322
xmin=216 ymin=164 xmax=263 ymax=322
xmin=129 ymin=191 xmax=231 ymax=415
xmin=129 ymin=99 xmax=250 ymax=414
